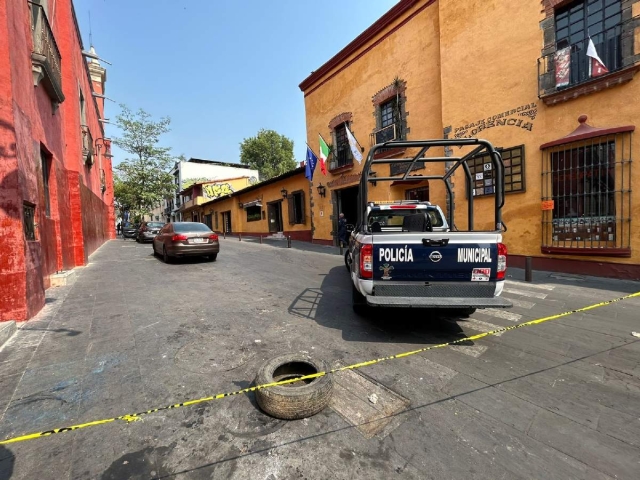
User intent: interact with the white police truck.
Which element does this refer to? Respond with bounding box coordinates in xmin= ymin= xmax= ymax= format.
xmin=346 ymin=139 xmax=512 ymax=315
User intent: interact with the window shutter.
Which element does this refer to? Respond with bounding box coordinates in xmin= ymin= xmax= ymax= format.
xmin=299 ymin=191 xmax=306 ymax=224
xmin=288 ymin=196 xmax=295 ymax=225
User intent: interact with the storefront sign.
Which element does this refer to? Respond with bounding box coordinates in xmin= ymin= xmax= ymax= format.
xmin=327 ymin=173 xmax=361 ymax=188
xmin=541 ymin=200 xmax=555 ymax=211
xmin=454 ymin=103 xmax=537 ymax=139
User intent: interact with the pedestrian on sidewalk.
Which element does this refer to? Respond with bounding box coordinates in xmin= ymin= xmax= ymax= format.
xmin=116 ymin=222 xmax=121 ymax=236
xmin=338 ymin=213 xmax=348 ymax=247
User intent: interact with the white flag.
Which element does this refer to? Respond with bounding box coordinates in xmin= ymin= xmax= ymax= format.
xmin=586 ymin=37 xmax=609 ymax=78
xmin=345 ymin=125 xmax=363 ymax=164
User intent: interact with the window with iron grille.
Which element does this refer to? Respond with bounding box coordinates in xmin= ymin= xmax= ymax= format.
xmin=333 ymin=123 xmax=352 ymax=169
xmin=541 ymin=131 xmax=632 ymax=255
xmin=555 ymin=0 xmax=622 ymax=88
xmin=467 ymin=146 xmax=525 ymax=197
xmin=405 ymin=186 xmax=430 ymax=202
xmin=24 ymin=203 xmax=36 ymax=241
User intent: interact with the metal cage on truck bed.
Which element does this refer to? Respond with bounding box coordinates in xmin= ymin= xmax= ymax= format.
xmin=358 ymin=139 xmax=507 ymax=233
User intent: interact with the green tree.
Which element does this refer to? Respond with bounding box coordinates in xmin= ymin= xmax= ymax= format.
xmin=240 ymin=129 xmax=296 ymax=180
xmin=112 ymin=105 xmax=176 ymax=220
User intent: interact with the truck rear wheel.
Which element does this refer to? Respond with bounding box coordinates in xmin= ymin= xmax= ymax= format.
xmin=451 ymin=308 xmax=476 ymax=318
xmin=352 ymin=284 xmax=368 ymax=315
xmin=344 ymin=250 xmax=352 ymax=272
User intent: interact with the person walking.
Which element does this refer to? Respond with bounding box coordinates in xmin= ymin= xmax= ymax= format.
xmin=338 ymin=213 xmax=348 ymax=248
xmin=116 ymin=222 xmax=121 ymax=236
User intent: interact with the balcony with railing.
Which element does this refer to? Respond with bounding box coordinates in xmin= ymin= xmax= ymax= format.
xmin=30 ymin=2 xmax=64 ymax=105
xmin=328 ymin=144 xmax=353 ymax=173
xmin=81 ymin=125 xmax=94 ymax=166
xmin=538 ymin=14 xmax=640 ymax=105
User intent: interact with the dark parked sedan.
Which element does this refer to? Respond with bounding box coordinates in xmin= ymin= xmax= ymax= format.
xmin=122 ymin=222 xmax=139 ymax=239
xmin=136 ymin=221 xmax=165 ymax=243
xmin=152 ymin=222 xmax=219 ymax=262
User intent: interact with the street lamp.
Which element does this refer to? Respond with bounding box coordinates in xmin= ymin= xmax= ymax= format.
xmin=316 ymin=183 xmax=326 ymax=198
xmin=281 ymin=188 xmax=288 ymax=199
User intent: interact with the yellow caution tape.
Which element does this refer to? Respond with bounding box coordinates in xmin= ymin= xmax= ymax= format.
xmin=2 ymin=290 xmax=639 ymax=446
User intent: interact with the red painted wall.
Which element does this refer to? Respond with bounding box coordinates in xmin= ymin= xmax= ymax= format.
xmin=0 ymin=0 xmax=114 ymax=321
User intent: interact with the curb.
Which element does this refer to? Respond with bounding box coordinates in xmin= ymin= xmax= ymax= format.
xmin=0 ymin=320 xmax=17 ymax=349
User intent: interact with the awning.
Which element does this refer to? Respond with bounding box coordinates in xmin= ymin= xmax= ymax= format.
xmin=242 ymin=200 xmax=262 ymax=209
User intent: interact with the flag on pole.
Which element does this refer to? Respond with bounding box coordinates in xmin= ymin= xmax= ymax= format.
xmin=587 ymin=37 xmax=609 ymax=78
xmin=305 ymin=145 xmax=318 ymax=181
xmin=345 ymin=124 xmax=363 ymax=164
xmin=318 ymin=134 xmax=329 ymax=175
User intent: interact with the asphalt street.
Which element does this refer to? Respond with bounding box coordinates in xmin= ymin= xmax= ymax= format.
xmin=0 ymin=237 xmax=639 ymax=479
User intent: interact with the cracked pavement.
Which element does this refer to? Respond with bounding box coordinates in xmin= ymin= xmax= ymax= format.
xmin=0 ymin=237 xmax=639 ymax=479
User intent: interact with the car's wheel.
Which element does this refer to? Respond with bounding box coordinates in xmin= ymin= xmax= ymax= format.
xmin=352 ymin=284 xmax=368 ymax=315
xmin=254 ymin=353 xmax=333 ymax=420
xmin=449 ymin=308 xmax=476 ymax=318
xmin=206 ymin=253 xmax=217 ymax=262
xmin=135 ymin=236 xmax=140 ymax=243
xmin=344 ymin=250 xmax=352 ymax=272
xmin=152 ymin=242 xmax=158 ymax=256
xmin=162 ymin=246 xmax=171 ymax=263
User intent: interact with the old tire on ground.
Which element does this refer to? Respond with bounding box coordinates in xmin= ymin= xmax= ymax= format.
xmin=254 ymin=353 xmax=333 ymax=420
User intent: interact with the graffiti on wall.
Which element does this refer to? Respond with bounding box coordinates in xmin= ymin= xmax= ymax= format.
xmin=453 ymin=103 xmax=538 ymax=139
xmin=181 ymin=177 xmax=211 ymax=190
xmin=203 ymin=182 xmax=234 ymax=199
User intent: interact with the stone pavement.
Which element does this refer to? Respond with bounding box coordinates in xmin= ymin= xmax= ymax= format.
xmin=0 ymin=238 xmax=639 ymax=479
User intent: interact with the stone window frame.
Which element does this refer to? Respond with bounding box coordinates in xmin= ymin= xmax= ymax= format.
xmin=371 ymin=79 xmax=409 ymax=141
xmin=328 ymin=112 xmax=355 ymax=173
xmin=539 ymin=0 xmax=640 ymax=105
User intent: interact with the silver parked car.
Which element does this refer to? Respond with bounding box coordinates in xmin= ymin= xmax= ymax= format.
xmin=152 ymin=222 xmax=220 ymax=263
xmin=136 ymin=221 xmax=165 ymax=243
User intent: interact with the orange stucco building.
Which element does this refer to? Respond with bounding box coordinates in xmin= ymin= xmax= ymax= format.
xmin=195 ymin=167 xmax=313 ymax=241
xmin=299 ymin=0 xmax=640 ymax=279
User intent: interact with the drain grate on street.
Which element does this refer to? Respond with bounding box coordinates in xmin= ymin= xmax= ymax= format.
xmin=329 ymin=366 xmax=410 ymax=439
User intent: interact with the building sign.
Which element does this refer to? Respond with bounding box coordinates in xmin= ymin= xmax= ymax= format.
xmin=327 ymin=172 xmax=361 ymax=188
xmin=541 ymin=200 xmax=555 ymax=211
xmin=454 ymin=103 xmax=537 ymax=139
xmin=203 ymin=182 xmax=234 ymax=199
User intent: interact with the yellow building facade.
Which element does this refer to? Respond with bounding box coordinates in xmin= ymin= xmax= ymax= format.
xmin=197 ymin=167 xmax=313 ymax=241
xmin=299 ymin=0 xmax=640 ymax=278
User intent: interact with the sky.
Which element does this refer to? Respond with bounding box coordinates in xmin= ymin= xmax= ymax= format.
xmin=74 ymin=0 xmax=400 ymax=166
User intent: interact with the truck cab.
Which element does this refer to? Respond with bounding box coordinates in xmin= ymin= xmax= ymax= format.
xmin=348 ymin=138 xmax=512 ymax=314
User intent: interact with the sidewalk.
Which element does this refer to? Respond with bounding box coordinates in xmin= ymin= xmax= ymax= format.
xmin=220 ymin=234 xmax=344 ymax=256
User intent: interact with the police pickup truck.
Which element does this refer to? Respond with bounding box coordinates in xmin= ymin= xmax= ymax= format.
xmin=347 ymin=138 xmax=512 ymax=314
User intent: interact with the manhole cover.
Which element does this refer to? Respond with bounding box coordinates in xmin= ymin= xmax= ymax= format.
xmin=330 ymin=367 xmax=410 ymax=439
xmin=174 ymin=335 xmax=257 ymax=374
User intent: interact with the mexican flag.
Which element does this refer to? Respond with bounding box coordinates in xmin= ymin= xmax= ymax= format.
xmin=318 ymin=134 xmax=329 ymax=175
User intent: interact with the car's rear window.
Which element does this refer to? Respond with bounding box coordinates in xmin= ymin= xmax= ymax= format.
xmin=147 ymin=222 xmax=164 ymax=228
xmin=173 ymin=223 xmax=212 ymax=233
xmin=368 ymin=208 xmax=445 ymax=228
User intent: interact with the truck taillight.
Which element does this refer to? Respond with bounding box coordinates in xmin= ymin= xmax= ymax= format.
xmin=497 ymin=243 xmax=507 ymax=280
xmin=359 ymin=244 xmax=373 ymax=279
xmin=171 ymin=234 xmax=188 ymax=242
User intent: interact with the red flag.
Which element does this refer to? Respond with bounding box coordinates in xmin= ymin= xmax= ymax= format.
xmin=587 ymin=37 xmax=609 ymax=78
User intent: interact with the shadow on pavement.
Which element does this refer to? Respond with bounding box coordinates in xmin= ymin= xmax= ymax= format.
xmin=0 ymin=445 xmax=15 ymax=479
xmin=289 ymin=266 xmax=468 ymax=345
